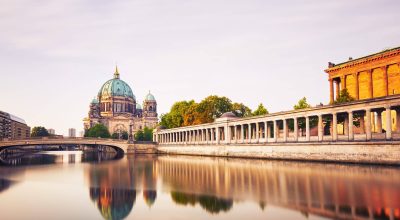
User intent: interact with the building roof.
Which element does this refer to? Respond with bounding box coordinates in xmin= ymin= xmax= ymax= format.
xmin=9 ymin=113 xmax=26 ymax=124
xmin=98 ymin=68 xmax=136 ymax=100
xmin=328 ymin=46 xmax=400 ymax=69
xmin=145 ymin=91 xmax=156 ymax=101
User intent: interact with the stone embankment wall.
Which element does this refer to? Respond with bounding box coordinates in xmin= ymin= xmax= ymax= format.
xmin=157 ymin=142 xmax=400 ymax=165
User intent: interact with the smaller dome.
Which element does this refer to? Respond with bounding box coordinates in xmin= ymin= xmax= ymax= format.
xmin=220 ymin=112 xmax=237 ymax=118
xmin=91 ymin=97 xmax=99 ymax=104
xmin=136 ymin=103 xmax=142 ymax=110
xmin=145 ymin=91 xmax=156 ymax=101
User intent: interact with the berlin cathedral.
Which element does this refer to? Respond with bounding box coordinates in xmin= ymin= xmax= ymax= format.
xmin=83 ymin=67 xmax=158 ymax=136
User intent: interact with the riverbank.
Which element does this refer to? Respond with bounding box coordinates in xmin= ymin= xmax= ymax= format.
xmin=156 ymin=141 xmax=400 ymax=165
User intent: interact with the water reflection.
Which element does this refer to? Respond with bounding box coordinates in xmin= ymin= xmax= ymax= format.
xmin=0 ymin=151 xmax=121 ymax=166
xmin=0 ymin=152 xmax=399 ymax=220
xmin=83 ymin=154 xmax=400 ymax=220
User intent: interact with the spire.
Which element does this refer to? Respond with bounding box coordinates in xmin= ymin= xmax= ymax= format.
xmin=114 ymin=65 xmax=120 ymax=79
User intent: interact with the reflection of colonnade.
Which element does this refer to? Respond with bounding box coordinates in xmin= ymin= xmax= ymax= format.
xmin=156 ymin=95 xmax=400 ymax=144
xmin=158 ymin=156 xmax=400 ymax=220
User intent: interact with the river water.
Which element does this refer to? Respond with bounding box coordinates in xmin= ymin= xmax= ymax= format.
xmin=0 ymin=151 xmax=399 ymax=220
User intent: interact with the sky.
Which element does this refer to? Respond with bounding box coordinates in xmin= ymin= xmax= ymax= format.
xmin=1 ymin=0 xmax=400 ymax=136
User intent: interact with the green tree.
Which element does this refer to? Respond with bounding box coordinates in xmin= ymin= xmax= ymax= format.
xmin=334 ymin=88 xmax=355 ymax=104
xmin=294 ymin=97 xmax=311 ymax=110
xmin=134 ymin=130 xmax=144 ymax=141
xmin=196 ymin=95 xmax=233 ymax=122
xmin=252 ymin=103 xmax=268 ymax=116
xmin=143 ymin=127 xmax=153 ymax=141
xmin=111 ymin=131 xmax=128 ymax=140
xmin=232 ymin=102 xmax=252 ymax=117
xmin=160 ymin=100 xmax=196 ymax=128
xmin=84 ymin=124 xmax=110 ymax=138
xmin=135 ymin=127 xmax=153 ymax=141
xmin=31 ymin=126 xmax=49 ymax=137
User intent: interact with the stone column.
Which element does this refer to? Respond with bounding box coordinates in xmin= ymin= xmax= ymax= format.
xmin=264 ymin=122 xmax=268 ymax=142
xmin=225 ymin=125 xmax=230 ymax=144
xmin=354 ymin=72 xmax=359 ymax=100
xmin=382 ymin=66 xmax=388 ymax=96
xmin=211 ymin=129 xmax=214 ymax=144
xmin=255 ymin=122 xmax=259 ymax=143
xmin=332 ymin=113 xmax=337 ymax=141
xmin=348 ymin=111 xmax=354 ymax=141
xmin=376 ymin=111 xmax=383 ymax=133
xmin=283 ymin=119 xmax=287 ymax=142
xmin=366 ymin=109 xmax=372 ymax=140
xmin=329 ymin=79 xmax=334 ymax=104
xmin=205 ymin=129 xmax=209 ymax=144
xmin=241 ymin=124 xmax=244 ymax=143
xmin=386 ymin=106 xmax=392 ymax=140
xmin=234 ymin=126 xmax=238 ymax=143
xmin=335 ymin=80 xmax=340 ymax=99
xmin=305 ymin=117 xmax=310 ymax=141
xmin=248 ymin=124 xmax=251 ymax=143
xmin=216 ymin=127 xmax=220 ymax=144
xmin=396 ymin=109 xmax=400 ymax=132
xmin=293 ymin=118 xmax=298 ymax=142
xmin=273 ymin=120 xmax=278 ymax=142
xmin=318 ymin=115 xmax=323 ymax=141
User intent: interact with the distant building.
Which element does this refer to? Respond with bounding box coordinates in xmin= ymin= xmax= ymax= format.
xmin=0 ymin=110 xmax=30 ymax=140
xmin=83 ymin=67 xmax=158 ymax=136
xmin=48 ymin=128 xmax=55 ymax=135
xmin=68 ymin=128 xmax=76 ymax=137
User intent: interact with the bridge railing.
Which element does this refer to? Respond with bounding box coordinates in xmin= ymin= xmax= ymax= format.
xmin=0 ymin=137 xmax=128 ymax=143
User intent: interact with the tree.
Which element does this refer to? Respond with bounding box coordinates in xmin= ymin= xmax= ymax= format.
xmin=334 ymin=88 xmax=355 ymax=104
xmin=160 ymin=100 xmax=196 ymax=128
xmin=232 ymin=103 xmax=252 ymax=117
xmin=84 ymin=124 xmax=110 ymax=138
xmin=135 ymin=127 xmax=153 ymax=141
xmin=134 ymin=130 xmax=144 ymax=141
xmin=294 ymin=97 xmax=311 ymax=110
xmin=31 ymin=126 xmax=49 ymax=137
xmin=196 ymin=95 xmax=233 ymax=123
xmin=252 ymin=103 xmax=268 ymax=116
xmin=292 ymin=97 xmax=313 ymax=134
xmin=111 ymin=131 xmax=128 ymax=140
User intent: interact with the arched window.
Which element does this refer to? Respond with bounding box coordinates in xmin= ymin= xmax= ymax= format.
xmin=149 ymin=106 xmax=153 ymax=111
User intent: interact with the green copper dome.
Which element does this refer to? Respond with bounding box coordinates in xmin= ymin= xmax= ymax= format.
xmin=136 ymin=103 xmax=142 ymax=110
xmin=98 ymin=67 xmax=136 ymax=100
xmin=145 ymin=91 xmax=156 ymax=101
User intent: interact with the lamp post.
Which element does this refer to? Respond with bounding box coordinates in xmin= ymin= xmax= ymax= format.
xmin=128 ymin=119 xmax=134 ymax=143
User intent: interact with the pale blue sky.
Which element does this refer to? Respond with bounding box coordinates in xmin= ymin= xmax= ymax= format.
xmin=1 ymin=0 xmax=399 ymax=135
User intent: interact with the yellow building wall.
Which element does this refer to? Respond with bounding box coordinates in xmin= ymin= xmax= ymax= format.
xmin=345 ymin=74 xmax=356 ymax=98
xmin=358 ymin=71 xmax=372 ymax=99
xmin=372 ymin=68 xmax=385 ymax=98
xmin=388 ymin=64 xmax=400 ymax=95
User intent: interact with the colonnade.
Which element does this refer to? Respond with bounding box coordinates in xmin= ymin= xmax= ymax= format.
xmin=155 ymin=95 xmax=400 ymax=145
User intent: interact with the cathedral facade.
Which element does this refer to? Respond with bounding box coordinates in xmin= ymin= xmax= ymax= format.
xmin=83 ymin=67 xmax=158 ymax=136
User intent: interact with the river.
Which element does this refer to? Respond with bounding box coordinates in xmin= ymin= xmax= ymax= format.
xmin=0 ymin=151 xmax=399 ymax=220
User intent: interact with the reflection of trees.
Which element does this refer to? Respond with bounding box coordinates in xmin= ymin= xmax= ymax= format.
xmin=0 ymin=179 xmax=14 ymax=194
xmin=171 ymin=191 xmax=233 ymax=214
xmin=89 ymin=187 xmax=136 ymax=220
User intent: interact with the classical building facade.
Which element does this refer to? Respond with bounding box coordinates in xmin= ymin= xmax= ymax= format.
xmin=0 ymin=110 xmax=30 ymax=140
xmin=83 ymin=67 xmax=158 ymax=136
xmin=155 ymin=47 xmax=400 ymax=146
xmin=326 ymin=47 xmax=400 ymax=103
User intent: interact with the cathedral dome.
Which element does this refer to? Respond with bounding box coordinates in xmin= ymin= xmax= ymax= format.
xmin=98 ymin=67 xmax=135 ymax=100
xmin=136 ymin=103 xmax=142 ymax=110
xmin=145 ymin=91 xmax=156 ymax=101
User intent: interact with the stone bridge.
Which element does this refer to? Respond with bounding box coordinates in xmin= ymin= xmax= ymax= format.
xmin=0 ymin=137 xmax=158 ymax=154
